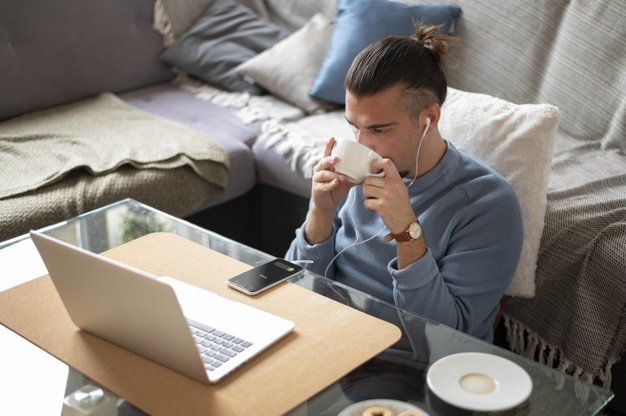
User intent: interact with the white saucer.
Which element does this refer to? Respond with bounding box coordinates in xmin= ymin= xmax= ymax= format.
xmin=426 ymin=352 xmax=532 ymax=412
xmin=338 ymin=399 xmax=430 ymax=416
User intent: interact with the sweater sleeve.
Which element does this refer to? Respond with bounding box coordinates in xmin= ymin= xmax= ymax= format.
xmin=388 ymin=188 xmax=523 ymax=339
xmin=285 ymin=222 xmax=339 ymax=279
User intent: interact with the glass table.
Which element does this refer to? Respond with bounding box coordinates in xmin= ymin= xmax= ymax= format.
xmin=0 ymin=199 xmax=614 ymax=415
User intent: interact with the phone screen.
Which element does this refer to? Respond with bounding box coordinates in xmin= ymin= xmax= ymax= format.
xmin=227 ymin=259 xmax=303 ymax=295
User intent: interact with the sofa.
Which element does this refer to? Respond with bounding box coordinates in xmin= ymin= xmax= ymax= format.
xmin=1 ymin=0 xmax=624 ymax=412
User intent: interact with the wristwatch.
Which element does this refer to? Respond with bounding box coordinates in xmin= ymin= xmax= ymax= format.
xmin=384 ymin=221 xmax=422 ymax=243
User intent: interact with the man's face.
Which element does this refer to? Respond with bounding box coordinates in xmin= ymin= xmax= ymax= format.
xmin=345 ymin=83 xmax=424 ymax=178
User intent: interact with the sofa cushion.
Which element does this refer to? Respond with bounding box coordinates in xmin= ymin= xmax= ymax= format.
xmin=0 ymin=0 xmax=173 ymax=122
xmin=537 ymin=1 xmax=626 ymax=153
xmin=160 ymin=0 xmax=288 ymax=94
xmin=253 ymin=112 xmax=353 ymax=198
xmin=119 ymin=83 xmax=260 ymax=209
xmin=443 ymin=1 xmax=565 ymax=105
xmin=235 ymin=13 xmax=335 ymax=114
xmin=120 ymin=84 xmax=261 ymax=147
xmin=444 ymin=1 xmax=625 ymax=155
xmin=309 ymin=0 xmax=462 ymax=105
xmin=240 ymin=0 xmax=336 ymax=31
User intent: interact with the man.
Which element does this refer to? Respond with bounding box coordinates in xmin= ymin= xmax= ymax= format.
xmin=286 ymin=25 xmax=523 ymax=342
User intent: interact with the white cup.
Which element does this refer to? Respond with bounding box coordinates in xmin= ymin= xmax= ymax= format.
xmin=331 ymin=139 xmax=385 ymax=184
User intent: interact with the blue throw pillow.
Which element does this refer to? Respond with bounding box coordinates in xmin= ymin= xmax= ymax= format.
xmin=309 ymin=0 xmax=462 ymax=105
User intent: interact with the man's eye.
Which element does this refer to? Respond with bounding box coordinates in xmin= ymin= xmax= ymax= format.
xmin=372 ymin=128 xmax=385 ymax=134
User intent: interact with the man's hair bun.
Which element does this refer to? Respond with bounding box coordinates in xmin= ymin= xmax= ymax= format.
xmin=412 ymin=23 xmax=457 ymax=67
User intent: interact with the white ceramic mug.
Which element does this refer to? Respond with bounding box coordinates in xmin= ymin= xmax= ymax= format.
xmin=331 ymin=139 xmax=385 ymax=184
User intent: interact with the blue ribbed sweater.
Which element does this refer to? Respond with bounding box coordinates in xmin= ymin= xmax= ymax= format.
xmin=286 ymin=142 xmax=523 ymax=342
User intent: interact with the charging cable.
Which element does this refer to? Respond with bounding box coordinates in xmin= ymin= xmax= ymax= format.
xmin=290 ymin=260 xmax=313 ymax=265
xmin=323 ymin=189 xmax=388 ymax=278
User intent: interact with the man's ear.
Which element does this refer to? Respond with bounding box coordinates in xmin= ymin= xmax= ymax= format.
xmin=422 ymin=102 xmax=441 ymax=131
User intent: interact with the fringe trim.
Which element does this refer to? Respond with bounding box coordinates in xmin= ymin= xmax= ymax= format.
xmin=168 ymin=77 xmax=322 ymax=176
xmin=174 ymin=75 xmax=304 ymax=124
xmin=176 ymin=75 xmax=252 ymax=108
xmin=238 ymin=96 xmax=304 ymax=124
xmin=257 ymin=120 xmax=326 ymax=177
xmin=503 ymin=314 xmax=617 ymax=388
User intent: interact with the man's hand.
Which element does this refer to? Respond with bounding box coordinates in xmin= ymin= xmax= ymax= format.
xmin=362 ymin=158 xmax=416 ymax=234
xmin=305 ymin=138 xmax=353 ymax=244
xmin=362 ymin=158 xmax=427 ymax=267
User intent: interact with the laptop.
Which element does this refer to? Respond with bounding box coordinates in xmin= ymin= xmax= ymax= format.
xmin=29 ymin=230 xmax=294 ymax=384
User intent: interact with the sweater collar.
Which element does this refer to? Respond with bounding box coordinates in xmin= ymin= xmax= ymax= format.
xmin=403 ymin=140 xmax=460 ymax=193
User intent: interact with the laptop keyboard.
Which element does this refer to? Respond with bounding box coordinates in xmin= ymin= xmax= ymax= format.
xmin=188 ymin=321 xmax=253 ymax=373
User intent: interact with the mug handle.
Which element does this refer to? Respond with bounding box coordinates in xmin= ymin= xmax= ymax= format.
xmin=368 ymin=151 xmax=385 ymax=178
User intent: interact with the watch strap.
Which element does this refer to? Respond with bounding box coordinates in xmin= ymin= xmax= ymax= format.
xmin=384 ymin=221 xmax=421 ymax=243
xmin=384 ymin=230 xmax=411 ymax=242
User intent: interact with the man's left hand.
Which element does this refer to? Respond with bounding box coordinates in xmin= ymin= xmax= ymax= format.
xmin=362 ymin=158 xmax=417 ymax=234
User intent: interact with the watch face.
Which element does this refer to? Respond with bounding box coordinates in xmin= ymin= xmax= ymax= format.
xmin=408 ymin=222 xmax=422 ymax=239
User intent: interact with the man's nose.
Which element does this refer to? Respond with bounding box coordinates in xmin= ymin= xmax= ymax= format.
xmin=355 ymin=131 xmax=375 ymax=151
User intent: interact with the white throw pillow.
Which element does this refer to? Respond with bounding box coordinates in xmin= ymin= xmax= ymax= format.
xmin=235 ymin=13 xmax=335 ymax=114
xmin=440 ymin=87 xmax=560 ymax=297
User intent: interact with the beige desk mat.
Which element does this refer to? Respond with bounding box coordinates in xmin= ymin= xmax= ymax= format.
xmin=0 ymin=232 xmax=401 ymax=416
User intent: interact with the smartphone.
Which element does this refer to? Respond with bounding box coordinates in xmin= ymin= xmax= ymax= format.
xmin=226 ymin=259 xmax=303 ymax=296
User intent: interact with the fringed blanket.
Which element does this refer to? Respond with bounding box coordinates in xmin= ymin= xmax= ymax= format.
xmin=0 ymin=93 xmax=229 ymax=200
xmin=505 ymin=142 xmax=626 ymax=388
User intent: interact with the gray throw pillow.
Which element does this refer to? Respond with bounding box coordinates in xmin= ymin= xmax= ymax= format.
xmin=235 ymin=13 xmax=335 ymax=113
xmin=160 ymin=0 xmax=288 ymax=94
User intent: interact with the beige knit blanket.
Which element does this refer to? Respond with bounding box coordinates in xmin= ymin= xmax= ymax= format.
xmin=0 ymin=93 xmax=229 ymax=199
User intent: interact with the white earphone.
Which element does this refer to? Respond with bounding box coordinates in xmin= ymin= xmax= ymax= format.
xmin=407 ymin=115 xmax=431 ymax=188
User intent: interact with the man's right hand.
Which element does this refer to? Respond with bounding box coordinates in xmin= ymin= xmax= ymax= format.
xmin=304 ymin=137 xmax=352 ymax=244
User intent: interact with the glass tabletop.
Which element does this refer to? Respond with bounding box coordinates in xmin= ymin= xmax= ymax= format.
xmin=0 ymin=199 xmax=613 ymax=415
